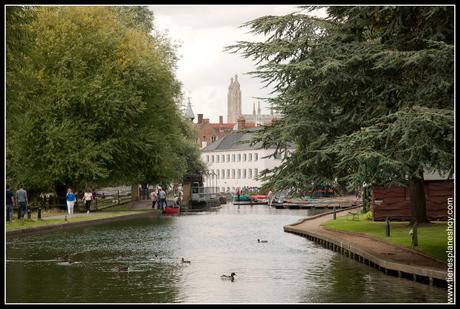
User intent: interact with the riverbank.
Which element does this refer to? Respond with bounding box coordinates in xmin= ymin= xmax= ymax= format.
xmin=284 ymin=208 xmax=447 ymax=288
xmin=323 ymin=214 xmax=448 ymax=262
xmin=6 ymin=209 xmax=161 ymax=238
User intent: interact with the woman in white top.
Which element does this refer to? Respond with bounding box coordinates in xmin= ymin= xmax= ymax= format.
xmin=83 ymin=189 xmax=93 ymax=214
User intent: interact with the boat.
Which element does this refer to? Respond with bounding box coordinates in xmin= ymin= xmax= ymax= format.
xmin=163 ymin=206 xmax=180 ymax=215
xmin=250 ymin=194 xmax=268 ymax=203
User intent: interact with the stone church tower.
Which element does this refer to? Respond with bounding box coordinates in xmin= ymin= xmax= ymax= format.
xmin=227 ymin=74 xmax=242 ymax=123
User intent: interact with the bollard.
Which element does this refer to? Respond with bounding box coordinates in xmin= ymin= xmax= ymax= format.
xmin=385 ymin=217 xmax=390 ymax=237
xmin=27 ymin=207 xmax=31 ymax=219
xmin=410 ymin=222 xmax=418 ymax=247
xmin=38 ymin=207 xmax=42 ymax=219
xmin=333 ymin=206 xmax=336 ymax=220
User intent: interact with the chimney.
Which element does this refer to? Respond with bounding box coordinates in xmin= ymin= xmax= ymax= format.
xmin=203 ymin=118 xmax=210 ymax=124
xmin=219 ymin=116 xmax=223 ymax=124
xmin=237 ymin=115 xmax=246 ymax=130
xmin=197 ymin=114 xmax=203 ymax=124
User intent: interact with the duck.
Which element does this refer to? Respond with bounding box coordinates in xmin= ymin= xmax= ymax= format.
xmin=117 ymin=265 xmax=129 ymax=272
xmin=221 ymin=272 xmax=236 ymax=281
xmin=181 ymin=258 xmax=191 ymax=264
xmin=59 ymin=254 xmax=74 ymax=264
xmin=257 ymin=239 xmax=268 ymax=243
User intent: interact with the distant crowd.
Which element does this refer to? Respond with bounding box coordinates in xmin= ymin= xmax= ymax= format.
xmin=5 ymin=185 xmax=97 ymax=222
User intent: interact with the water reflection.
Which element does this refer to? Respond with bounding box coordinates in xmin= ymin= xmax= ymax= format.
xmin=6 ymin=203 xmax=447 ymax=303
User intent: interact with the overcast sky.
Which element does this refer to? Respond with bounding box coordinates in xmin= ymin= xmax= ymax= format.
xmin=149 ymin=5 xmax=324 ymax=123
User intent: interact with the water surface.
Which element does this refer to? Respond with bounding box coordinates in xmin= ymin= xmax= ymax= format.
xmin=6 ymin=203 xmax=447 ymax=303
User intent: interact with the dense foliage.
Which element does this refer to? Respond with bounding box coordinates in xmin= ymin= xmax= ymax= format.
xmin=228 ymin=6 xmax=454 ymax=222
xmin=6 ymin=6 xmax=205 ymax=199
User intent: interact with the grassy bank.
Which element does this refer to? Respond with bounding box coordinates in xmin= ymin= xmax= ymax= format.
xmin=6 ymin=211 xmax=147 ymax=232
xmin=322 ymin=214 xmax=448 ymax=262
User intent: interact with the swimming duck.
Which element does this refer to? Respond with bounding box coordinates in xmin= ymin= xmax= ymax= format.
xmin=181 ymin=258 xmax=191 ymax=264
xmin=257 ymin=239 xmax=268 ymax=243
xmin=59 ymin=254 xmax=74 ymax=264
xmin=221 ymin=272 xmax=236 ymax=281
xmin=117 ymin=265 xmax=129 ymax=272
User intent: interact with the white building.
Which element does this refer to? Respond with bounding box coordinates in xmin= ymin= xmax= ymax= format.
xmin=201 ymin=128 xmax=292 ymax=192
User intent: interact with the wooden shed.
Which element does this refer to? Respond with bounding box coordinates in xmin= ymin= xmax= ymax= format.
xmin=372 ymin=180 xmax=453 ymax=221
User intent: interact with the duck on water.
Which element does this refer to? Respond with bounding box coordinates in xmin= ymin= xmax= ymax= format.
xmin=221 ymin=272 xmax=236 ymax=281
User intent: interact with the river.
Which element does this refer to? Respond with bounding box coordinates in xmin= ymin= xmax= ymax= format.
xmin=6 ymin=203 xmax=447 ymax=303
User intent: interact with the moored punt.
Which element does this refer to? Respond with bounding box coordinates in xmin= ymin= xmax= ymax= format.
xmin=233 ymin=201 xmax=268 ymax=205
xmin=270 ymin=202 xmax=357 ymax=209
xmin=163 ymin=206 xmax=180 ymax=215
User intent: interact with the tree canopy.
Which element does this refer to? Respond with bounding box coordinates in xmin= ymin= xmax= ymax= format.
xmin=227 ymin=6 xmax=454 ymax=222
xmin=6 ymin=6 xmax=205 ymax=198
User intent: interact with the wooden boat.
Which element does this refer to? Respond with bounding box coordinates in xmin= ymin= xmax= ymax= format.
xmin=163 ymin=206 xmax=180 ymax=215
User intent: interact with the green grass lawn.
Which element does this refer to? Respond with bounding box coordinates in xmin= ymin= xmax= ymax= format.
xmin=322 ymin=213 xmax=448 ymax=262
xmin=6 ymin=211 xmax=146 ymax=232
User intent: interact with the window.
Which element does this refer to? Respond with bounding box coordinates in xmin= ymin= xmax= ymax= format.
xmin=237 ymin=154 xmax=241 ymax=162
xmin=211 ymin=135 xmax=216 ymax=142
xmin=216 ymin=155 xmax=220 ymax=163
xmin=211 ymin=155 xmax=214 ymax=163
xmin=255 ymin=153 xmax=258 ymax=161
xmin=222 ymin=155 xmax=225 ymax=162
xmin=227 ymin=154 xmax=230 ymax=162
xmin=227 ymin=169 xmax=230 ymax=178
xmin=254 ymin=168 xmax=258 ymax=179
xmin=232 ymin=169 xmax=235 ymax=179
xmin=249 ymin=153 xmax=252 ymax=161
xmin=243 ymin=154 xmax=247 ymax=161
xmin=217 ymin=170 xmax=220 ymax=179
xmin=232 ymin=154 xmax=235 ymax=162
xmin=206 ymin=155 xmax=209 ymax=162
xmin=243 ymin=169 xmax=246 ymax=179
xmin=237 ymin=169 xmax=241 ymax=179
xmin=221 ymin=187 xmax=225 ymax=192
xmin=248 ymin=169 xmax=252 ymax=179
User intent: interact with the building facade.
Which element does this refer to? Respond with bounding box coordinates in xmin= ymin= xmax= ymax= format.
xmin=194 ymin=114 xmax=255 ymax=149
xmin=201 ymin=128 xmax=291 ymax=192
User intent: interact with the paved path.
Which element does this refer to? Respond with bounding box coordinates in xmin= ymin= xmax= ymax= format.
xmin=284 ymin=209 xmax=447 ymax=280
xmin=42 ymin=200 xmax=153 ymax=220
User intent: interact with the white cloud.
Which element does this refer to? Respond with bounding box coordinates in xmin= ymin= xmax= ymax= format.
xmin=150 ymin=5 xmax=326 ymax=123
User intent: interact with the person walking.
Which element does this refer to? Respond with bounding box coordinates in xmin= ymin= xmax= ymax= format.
xmin=267 ymin=190 xmax=273 ymax=207
xmin=176 ymin=189 xmax=183 ymax=207
xmin=66 ymin=188 xmax=77 ymax=216
xmin=83 ymin=188 xmax=93 ymax=214
xmin=16 ymin=185 xmax=28 ymax=219
xmin=158 ymin=187 xmax=167 ymax=210
xmin=6 ymin=185 xmax=15 ymax=222
xmin=150 ymin=189 xmax=158 ymax=209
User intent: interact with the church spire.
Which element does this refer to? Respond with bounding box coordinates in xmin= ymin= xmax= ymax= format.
xmin=184 ymin=97 xmax=195 ymax=121
xmin=253 ymin=102 xmax=256 ymax=116
xmin=257 ymin=101 xmax=261 ymax=115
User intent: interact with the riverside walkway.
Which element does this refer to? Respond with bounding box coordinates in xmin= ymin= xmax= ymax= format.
xmin=6 ymin=200 xmax=160 ymax=238
xmin=284 ymin=208 xmax=447 ymax=288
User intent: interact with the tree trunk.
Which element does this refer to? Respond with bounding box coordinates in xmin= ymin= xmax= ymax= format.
xmin=54 ymin=183 xmax=65 ymax=205
xmin=408 ymin=174 xmax=428 ymax=224
xmin=131 ymin=184 xmax=140 ymax=201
